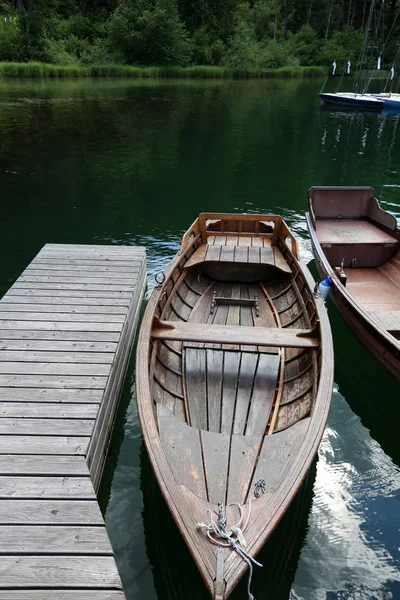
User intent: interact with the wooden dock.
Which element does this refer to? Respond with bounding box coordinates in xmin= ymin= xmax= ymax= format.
xmin=0 ymin=243 xmax=146 ymax=598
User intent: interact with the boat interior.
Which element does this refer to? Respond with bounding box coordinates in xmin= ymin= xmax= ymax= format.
xmin=148 ymin=214 xmax=322 ymax=507
xmin=309 ymin=186 xmax=400 ymax=339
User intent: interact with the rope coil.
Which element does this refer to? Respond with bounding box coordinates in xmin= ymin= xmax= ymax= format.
xmin=196 ymin=501 xmax=262 ymax=600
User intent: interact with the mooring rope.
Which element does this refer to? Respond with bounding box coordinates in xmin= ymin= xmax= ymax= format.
xmin=196 ymin=500 xmax=262 ymax=600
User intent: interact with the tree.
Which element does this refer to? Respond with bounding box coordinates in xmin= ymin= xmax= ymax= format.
xmin=109 ymin=0 xmax=192 ymax=65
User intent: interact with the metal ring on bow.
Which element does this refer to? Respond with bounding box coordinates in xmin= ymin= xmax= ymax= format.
xmin=155 ymin=272 xmax=165 ymax=286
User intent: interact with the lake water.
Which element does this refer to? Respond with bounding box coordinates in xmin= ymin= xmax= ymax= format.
xmin=0 ymin=76 xmax=399 ymax=600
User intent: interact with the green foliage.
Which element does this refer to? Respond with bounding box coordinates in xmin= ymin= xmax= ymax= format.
xmin=223 ymin=20 xmax=296 ymax=70
xmin=287 ymin=25 xmax=319 ymax=66
xmin=0 ymin=16 xmax=24 ymax=61
xmin=318 ymin=28 xmax=364 ymax=67
xmin=0 ymin=0 xmax=395 ymax=76
xmin=108 ymin=0 xmax=192 ymax=66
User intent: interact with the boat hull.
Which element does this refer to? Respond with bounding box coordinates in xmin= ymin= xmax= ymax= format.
xmin=306 ymin=210 xmax=400 ymax=383
xmin=319 ymin=92 xmax=383 ymax=108
xmin=136 ymin=213 xmax=334 ymax=599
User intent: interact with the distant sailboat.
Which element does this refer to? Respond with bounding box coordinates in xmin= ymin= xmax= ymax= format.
xmin=319 ymin=0 xmax=385 ymax=109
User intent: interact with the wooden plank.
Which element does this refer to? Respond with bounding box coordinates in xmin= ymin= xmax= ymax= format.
xmin=33 ymin=258 xmax=143 ymax=267
xmin=245 ymin=353 xmax=280 ymax=435
xmin=0 ymin=556 xmax=122 ymax=588
xmin=11 ymin=283 xmax=135 ymax=292
xmin=273 ymin=247 xmax=292 ymax=273
xmin=152 ymin=320 xmax=320 ymax=349
xmin=184 ymin=347 xmax=207 ymax=429
xmin=206 ymin=349 xmax=223 ymax=433
xmin=183 ymin=245 xmax=207 ymax=269
xmin=0 ymin=499 xmax=103 ymax=524
xmin=0 ymin=320 xmax=123 ymax=333
xmin=220 ymin=352 xmax=240 ymax=435
xmin=6 ymin=289 xmax=132 ymax=299
xmin=0 ymin=330 xmax=120 ymax=342
xmin=0 ymin=476 xmax=94 ymax=498
xmin=0 ymin=362 xmax=110 ymax=376
xmin=234 ymin=246 xmax=248 ymax=263
xmin=18 ymin=276 xmax=137 ymax=285
xmin=0 ymin=350 xmax=114 ymax=363
xmin=260 ymin=246 xmax=274 ymax=264
xmin=0 ymin=388 xmax=103 ymax=403
xmin=157 ymin=404 xmax=207 ymax=500
xmin=0 ymin=308 xmax=126 ymax=320
xmin=224 ymin=284 xmax=241 ymax=350
xmin=0 ymin=525 xmax=112 ymax=554
xmin=206 ymin=245 xmax=222 ymax=262
xmin=0 ymin=436 xmax=88 ymax=455
xmin=227 ymin=435 xmax=262 ymax=504
xmin=201 ymin=429 xmax=230 ymax=504
xmin=0 ymin=375 xmax=107 ymax=388
xmin=0 ymin=418 xmax=94 ymax=436
xmin=220 ymin=246 xmax=235 ymax=262
xmin=0 ymin=592 xmax=125 ymax=599
xmin=27 ymin=264 xmax=140 ymax=274
xmin=0 ymin=455 xmax=89 ymax=475
xmin=0 ymin=403 xmax=98 ymax=419
xmin=226 ymin=235 xmax=239 ymax=246
xmin=248 ymin=247 xmax=261 ymax=263
xmin=1 ymin=295 xmax=130 ymax=306
xmin=233 ymin=353 xmax=258 ymax=435
xmin=250 ymin=418 xmax=309 ymax=493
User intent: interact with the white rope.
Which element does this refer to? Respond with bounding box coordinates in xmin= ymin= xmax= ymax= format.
xmin=196 ymin=500 xmax=262 ymax=600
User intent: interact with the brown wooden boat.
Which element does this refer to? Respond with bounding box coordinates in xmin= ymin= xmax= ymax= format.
xmin=136 ymin=213 xmax=333 ymax=599
xmin=307 ymin=186 xmax=400 ymax=383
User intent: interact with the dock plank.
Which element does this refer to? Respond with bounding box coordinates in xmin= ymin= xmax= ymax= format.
xmin=0 ymin=476 xmax=94 ymax=498
xmin=0 ymin=556 xmax=122 ymax=588
xmin=0 ymin=592 xmax=126 ymax=599
xmin=0 ymin=455 xmax=90 ymax=475
xmin=0 ymin=403 xmax=99 ymax=419
xmin=0 ymin=499 xmax=103 ymax=525
xmin=0 ymin=350 xmax=114 ymax=363
xmin=0 ymin=418 xmax=94 ymax=436
xmin=0 ymin=436 xmax=89 ymax=455
xmin=0 ymin=525 xmax=112 ymax=554
xmin=0 ymin=242 xmax=146 ymax=600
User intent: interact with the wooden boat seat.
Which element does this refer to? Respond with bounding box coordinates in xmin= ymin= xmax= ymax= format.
xmin=184 ymin=243 xmax=291 ymax=274
xmin=369 ymin=311 xmax=400 ymax=333
xmin=345 ymin=268 xmax=400 ymax=314
xmin=315 ymin=220 xmax=399 ymax=268
xmin=152 ymin=318 xmax=320 ymax=349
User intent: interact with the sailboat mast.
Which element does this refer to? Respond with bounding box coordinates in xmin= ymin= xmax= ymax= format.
xmin=355 ymin=0 xmax=376 ymax=94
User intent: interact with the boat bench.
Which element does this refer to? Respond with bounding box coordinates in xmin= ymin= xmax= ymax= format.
xmin=151 ymin=318 xmax=320 ymax=349
xmin=369 ymin=310 xmax=400 ymax=333
xmin=315 ymin=220 xmax=399 ymax=268
xmin=184 ymin=243 xmax=291 ymax=274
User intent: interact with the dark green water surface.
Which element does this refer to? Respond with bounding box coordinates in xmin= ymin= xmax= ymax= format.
xmin=0 ymin=77 xmax=399 ymax=600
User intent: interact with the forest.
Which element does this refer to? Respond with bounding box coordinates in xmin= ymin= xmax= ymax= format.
xmin=0 ymin=0 xmax=399 ymax=72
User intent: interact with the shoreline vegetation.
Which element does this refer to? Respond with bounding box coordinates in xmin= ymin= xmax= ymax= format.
xmin=0 ymin=63 xmax=327 ymax=79
xmin=0 ymin=2 xmax=397 ymax=84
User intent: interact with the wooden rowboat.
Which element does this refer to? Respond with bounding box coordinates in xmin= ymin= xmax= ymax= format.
xmin=136 ymin=213 xmax=333 ymax=599
xmin=306 ymin=186 xmax=400 ymax=383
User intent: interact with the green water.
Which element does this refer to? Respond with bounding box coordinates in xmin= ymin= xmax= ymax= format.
xmin=0 ymin=77 xmax=399 ymax=600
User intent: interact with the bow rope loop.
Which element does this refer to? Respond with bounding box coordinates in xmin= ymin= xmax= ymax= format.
xmin=196 ymin=500 xmax=262 ymax=600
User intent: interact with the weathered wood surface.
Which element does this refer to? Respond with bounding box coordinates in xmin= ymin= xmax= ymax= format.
xmin=153 ymin=319 xmax=320 ymax=348
xmin=137 ymin=214 xmax=333 ymax=599
xmin=0 ymin=243 xmax=146 ymax=599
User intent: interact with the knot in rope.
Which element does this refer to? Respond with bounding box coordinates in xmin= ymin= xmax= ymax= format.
xmin=195 ymin=500 xmax=262 ymax=600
